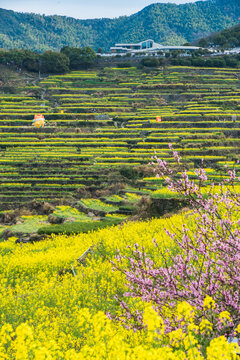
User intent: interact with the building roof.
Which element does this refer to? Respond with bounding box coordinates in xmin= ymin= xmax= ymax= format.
xmin=115 ymin=39 xmax=155 ymax=47
xmin=151 ymin=45 xmax=199 ymax=50
xmin=130 ymin=46 xmax=200 ymax=53
xmin=114 ymin=43 xmax=141 ymax=47
xmin=110 ymin=47 xmax=129 ymax=50
xmin=111 ymin=39 xmax=200 ymax=53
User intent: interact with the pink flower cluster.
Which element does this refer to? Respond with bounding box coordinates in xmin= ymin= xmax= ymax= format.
xmin=113 ymin=145 xmax=240 ymax=336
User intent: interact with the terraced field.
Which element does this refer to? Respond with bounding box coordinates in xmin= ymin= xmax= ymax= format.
xmin=1 ymin=66 xmax=240 ymax=209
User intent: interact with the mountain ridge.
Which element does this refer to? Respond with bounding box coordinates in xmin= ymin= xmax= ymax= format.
xmin=0 ymin=0 xmax=239 ymax=52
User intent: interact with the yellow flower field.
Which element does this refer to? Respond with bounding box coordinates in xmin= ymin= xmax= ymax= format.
xmin=0 ymin=213 xmax=238 ymax=359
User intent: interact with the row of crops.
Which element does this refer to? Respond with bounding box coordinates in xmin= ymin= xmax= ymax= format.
xmin=0 ymin=66 xmax=240 ymax=209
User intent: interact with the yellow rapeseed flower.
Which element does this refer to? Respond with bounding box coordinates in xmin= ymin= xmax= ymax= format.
xmin=203 ymin=296 xmax=216 ymax=310
xmin=199 ymin=319 xmax=213 ymax=334
xmin=219 ymin=311 xmax=232 ymax=324
xmin=207 ymin=336 xmax=239 ymax=360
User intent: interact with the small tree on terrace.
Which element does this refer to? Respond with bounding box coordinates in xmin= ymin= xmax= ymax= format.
xmin=41 ymin=51 xmax=70 ymax=73
xmin=198 ymin=38 xmax=209 ymax=48
xmin=61 ymin=46 xmax=97 ymax=70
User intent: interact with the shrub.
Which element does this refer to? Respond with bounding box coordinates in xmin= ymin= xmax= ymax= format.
xmin=119 ymin=166 xmax=139 ymax=180
xmin=38 ymin=218 xmax=121 ymax=235
xmin=191 ymin=57 xmax=205 ymax=67
xmin=141 ymin=57 xmax=159 ymax=67
xmin=60 ymin=46 xmax=97 ymax=70
xmin=117 ymin=62 xmax=133 ymax=68
xmin=40 ymin=51 xmax=70 ymax=73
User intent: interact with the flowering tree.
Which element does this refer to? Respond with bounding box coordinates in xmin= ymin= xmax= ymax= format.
xmin=113 ymin=145 xmax=240 ymax=337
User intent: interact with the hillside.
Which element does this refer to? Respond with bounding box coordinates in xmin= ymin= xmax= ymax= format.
xmin=0 ymin=65 xmax=240 ymax=214
xmin=0 ymin=0 xmax=240 ymax=51
xmin=197 ymin=22 xmax=240 ymax=49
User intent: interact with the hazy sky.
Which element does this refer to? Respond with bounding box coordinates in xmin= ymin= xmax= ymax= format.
xmin=0 ymin=0 xmax=202 ymax=19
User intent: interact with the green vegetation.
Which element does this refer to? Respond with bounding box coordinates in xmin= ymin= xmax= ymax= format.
xmin=78 ymin=199 xmax=119 ymax=213
xmin=0 ymin=215 xmax=48 ymax=236
xmin=0 ymin=0 xmax=239 ymax=51
xmin=197 ymin=22 xmax=240 ymax=49
xmin=0 ymin=47 xmax=97 ymax=74
xmin=37 ymin=218 xmax=122 ymax=235
xmin=53 ymin=206 xmax=90 ymax=221
xmin=170 ymin=54 xmax=240 ymax=68
xmin=141 ymin=57 xmax=160 ymax=68
xmin=0 ymin=204 xmax=127 ymax=239
xmin=60 ymin=47 xmax=97 ymax=70
xmin=1 ymin=65 xmax=240 ymax=216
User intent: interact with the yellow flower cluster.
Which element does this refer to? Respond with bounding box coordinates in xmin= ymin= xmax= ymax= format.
xmin=219 ymin=311 xmax=232 ymax=324
xmin=0 ymin=303 xmax=238 ymax=359
xmin=203 ymin=296 xmax=216 ymax=310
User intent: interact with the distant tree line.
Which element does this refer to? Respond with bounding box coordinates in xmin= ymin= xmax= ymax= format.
xmin=140 ymin=53 xmax=240 ymax=68
xmin=170 ymin=55 xmax=239 ymax=68
xmin=0 ymin=47 xmax=97 ymax=74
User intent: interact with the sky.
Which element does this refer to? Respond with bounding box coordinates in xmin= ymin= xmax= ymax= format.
xmin=0 ymin=0 xmax=202 ymax=19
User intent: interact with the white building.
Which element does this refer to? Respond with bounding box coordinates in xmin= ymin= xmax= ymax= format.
xmin=110 ymin=39 xmax=200 ymax=55
xmin=225 ymin=47 xmax=240 ymax=55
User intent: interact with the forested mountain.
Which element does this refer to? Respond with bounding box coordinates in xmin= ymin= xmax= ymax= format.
xmin=0 ymin=0 xmax=239 ymax=52
xmin=197 ymin=22 xmax=240 ymax=49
